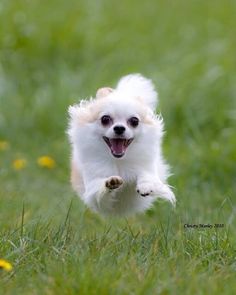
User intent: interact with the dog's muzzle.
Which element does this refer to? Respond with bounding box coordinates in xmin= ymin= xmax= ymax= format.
xmin=103 ymin=136 xmax=133 ymax=158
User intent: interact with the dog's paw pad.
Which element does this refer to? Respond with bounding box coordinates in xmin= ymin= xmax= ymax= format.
xmin=140 ymin=191 xmax=152 ymax=197
xmin=105 ymin=176 xmax=123 ymax=190
xmin=136 ymin=184 xmax=154 ymax=197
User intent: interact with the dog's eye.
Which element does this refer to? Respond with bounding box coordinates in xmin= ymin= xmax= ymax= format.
xmin=101 ymin=115 xmax=112 ymax=126
xmin=128 ymin=117 xmax=139 ymax=127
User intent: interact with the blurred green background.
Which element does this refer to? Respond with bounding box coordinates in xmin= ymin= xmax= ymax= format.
xmin=0 ymin=0 xmax=236 ymax=294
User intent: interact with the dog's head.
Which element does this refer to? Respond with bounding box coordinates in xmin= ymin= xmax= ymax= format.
xmin=95 ymin=89 xmax=157 ymax=158
xmin=68 ymin=74 xmax=162 ymax=159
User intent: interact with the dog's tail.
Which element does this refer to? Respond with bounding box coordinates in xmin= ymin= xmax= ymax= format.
xmin=116 ymin=74 xmax=158 ymax=110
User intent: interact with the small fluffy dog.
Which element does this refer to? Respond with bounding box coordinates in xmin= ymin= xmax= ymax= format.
xmin=68 ymin=74 xmax=176 ymax=216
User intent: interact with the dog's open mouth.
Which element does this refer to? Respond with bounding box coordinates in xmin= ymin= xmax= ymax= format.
xmin=103 ymin=137 xmax=133 ymax=158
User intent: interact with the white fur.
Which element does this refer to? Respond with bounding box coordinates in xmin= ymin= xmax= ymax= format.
xmin=116 ymin=73 xmax=158 ymax=110
xmin=68 ymin=74 xmax=175 ymax=216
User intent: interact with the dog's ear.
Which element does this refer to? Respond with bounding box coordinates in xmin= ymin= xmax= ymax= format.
xmin=116 ymin=74 xmax=158 ymax=110
xmin=96 ymin=87 xmax=113 ymax=99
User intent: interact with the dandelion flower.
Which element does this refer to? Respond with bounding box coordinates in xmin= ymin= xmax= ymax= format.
xmin=37 ymin=156 xmax=55 ymax=169
xmin=13 ymin=159 xmax=27 ymax=170
xmin=0 ymin=259 xmax=13 ymax=271
xmin=0 ymin=141 xmax=9 ymax=151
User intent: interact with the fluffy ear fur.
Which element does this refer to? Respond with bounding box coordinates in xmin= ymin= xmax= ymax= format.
xmin=96 ymin=87 xmax=113 ymax=99
xmin=68 ymin=102 xmax=92 ymax=125
xmin=116 ymin=74 xmax=158 ymax=110
xmin=68 ymin=105 xmax=79 ymax=120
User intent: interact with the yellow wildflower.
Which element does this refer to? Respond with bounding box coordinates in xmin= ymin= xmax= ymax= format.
xmin=13 ymin=159 xmax=27 ymax=170
xmin=0 ymin=259 xmax=13 ymax=271
xmin=37 ymin=156 xmax=55 ymax=169
xmin=0 ymin=141 xmax=9 ymax=151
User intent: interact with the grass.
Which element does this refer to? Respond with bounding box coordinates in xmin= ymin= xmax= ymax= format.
xmin=0 ymin=0 xmax=236 ymax=294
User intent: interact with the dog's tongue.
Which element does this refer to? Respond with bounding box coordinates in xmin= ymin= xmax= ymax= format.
xmin=110 ymin=139 xmax=126 ymax=156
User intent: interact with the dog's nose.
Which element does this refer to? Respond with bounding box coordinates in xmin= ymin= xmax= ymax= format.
xmin=114 ymin=125 xmax=126 ymax=135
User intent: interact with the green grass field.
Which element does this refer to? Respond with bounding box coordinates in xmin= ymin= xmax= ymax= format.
xmin=0 ymin=0 xmax=236 ymax=294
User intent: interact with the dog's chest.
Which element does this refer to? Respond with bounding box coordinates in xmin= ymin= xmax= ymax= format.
xmin=113 ymin=163 xmax=137 ymax=183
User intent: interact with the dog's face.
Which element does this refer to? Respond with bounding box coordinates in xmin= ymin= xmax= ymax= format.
xmin=91 ymin=92 xmax=156 ymax=159
xmin=98 ymin=100 xmax=141 ymax=158
xmin=69 ymin=87 xmax=160 ymax=161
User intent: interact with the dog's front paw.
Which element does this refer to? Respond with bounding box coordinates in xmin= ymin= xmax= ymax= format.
xmin=136 ymin=183 xmax=154 ymax=197
xmin=105 ymin=176 xmax=123 ymax=190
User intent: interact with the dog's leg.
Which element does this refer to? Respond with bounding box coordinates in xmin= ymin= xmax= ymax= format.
xmin=83 ymin=176 xmax=123 ymax=213
xmin=136 ymin=173 xmax=175 ymax=205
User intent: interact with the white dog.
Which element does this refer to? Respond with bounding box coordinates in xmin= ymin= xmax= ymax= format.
xmin=68 ymin=74 xmax=176 ymax=216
